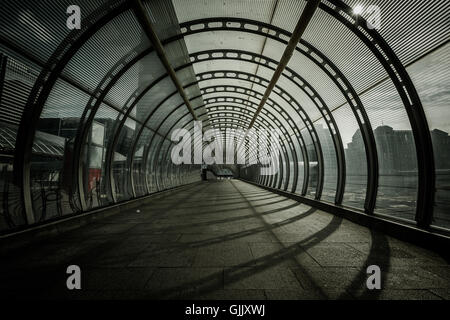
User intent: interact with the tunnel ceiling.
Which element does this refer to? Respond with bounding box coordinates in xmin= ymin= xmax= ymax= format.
xmin=0 ymin=0 xmax=449 ymax=234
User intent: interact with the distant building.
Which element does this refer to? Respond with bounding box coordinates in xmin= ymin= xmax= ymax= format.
xmin=431 ymin=129 xmax=450 ymax=169
xmin=314 ymin=123 xmax=336 ymax=169
xmin=345 ymin=125 xmax=417 ymax=175
xmin=345 ymin=126 xmax=450 ymax=175
xmin=345 ymin=129 xmax=366 ymax=174
xmin=373 ymin=125 xmax=417 ymax=174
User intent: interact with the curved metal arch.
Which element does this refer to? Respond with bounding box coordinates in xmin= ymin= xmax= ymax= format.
xmin=194 ymin=66 xmax=344 ymax=202
xmin=201 ymin=120 xmax=287 ymax=190
xmin=205 ymin=103 xmax=296 ymax=191
xmin=76 ymin=16 xmax=376 ymax=206
xmin=69 ymin=24 xmax=365 ymax=206
xmin=204 ymin=96 xmax=309 ymax=195
xmin=134 ymin=101 xmax=198 ymax=194
xmin=177 ymin=11 xmax=432 ymax=222
xmin=134 ymin=94 xmax=213 ymax=192
xmin=13 ymin=0 xmax=131 ymax=222
xmin=197 ymin=83 xmax=323 ymax=198
xmin=158 ymin=105 xmax=291 ymax=191
xmin=126 ymin=89 xmax=205 ymax=195
xmin=153 ymin=99 xmax=296 ymax=193
xmin=207 ymin=115 xmax=288 ymax=190
xmin=203 ymin=97 xmax=309 ymax=194
xmin=207 ymin=114 xmax=290 ymax=191
xmin=136 ymin=95 xmax=209 ymax=192
xmin=147 ymin=105 xmax=209 ymax=191
xmin=109 ymin=89 xmax=180 ymax=201
xmin=105 ymin=81 xmax=189 ymax=200
xmin=201 ymin=87 xmax=311 ymax=152
xmin=173 ymin=17 xmax=377 ymax=211
xmin=14 ymin=1 xmax=434 ymax=225
xmin=182 ymin=98 xmax=305 ymax=193
xmin=160 ymin=112 xmax=291 ymax=191
xmin=123 ymin=68 xmax=310 ymax=196
xmin=322 ymin=0 xmax=435 ymax=225
xmin=160 ymin=115 xmax=290 ymax=190
xmin=204 ymin=102 xmax=304 ymax=171
xmin=206 ymin=111 xmax=293 ymax=189
xmin=150 ymin=90 xmax=300 ymax=193
xmin=204 ymin=98 xmax=309 ymax=171
xmin=76 ymin=47 xmax=157 ymax=209
xmin=203 ymin=123 xmax=261 ymax=172
xmin=83 ymin=60 xmax=200 ymax=204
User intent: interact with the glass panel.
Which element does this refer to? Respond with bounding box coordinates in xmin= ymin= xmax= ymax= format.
xmin=62 ymin=10 xmax=148 ymax=94
xmin=147 ymin=135 xmax=164 ymax=193
xmin=0 ymin=0 xmax=105 ymax=63
xmin=360 ymin=80 xmax=418 ymax=220
xmin=0 ymin=144 xmax=26 ymax=231
xmin=0 ymin=55 xmax=38 ymax=232
xmin=132 ymin=126 xmax=151 ymax=197
xmin=332 ymin=104 xmax=367 ymax=210
xmin=83 ymin=104 xmax=120 ymax=209
xmin=293 ymin=136 xmax=305 ymax=195
xmin=315 ymin=118 xmax=338 ymax=203
xmin=113 ymin=117 xmax=137 ymax=201
xmin=301 ymin=128 xmax=317 ymax=198
xmin=409 ymin=43 xmax=450 ymax=229
xmin=287 ymin=143 xmax=295 ymax=192
xmin=156 ymin=140 xmax=172 ymax=190
xmin=172 ymin=0 xmax=276 ymax=24
xmin=30 ymin=80 xmax=90 ymax=221
xmin=105 ymin=53 xmax=164 ymax=112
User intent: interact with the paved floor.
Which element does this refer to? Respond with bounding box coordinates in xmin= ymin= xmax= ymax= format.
xmin=1 ymin=180 xmax=449 ymax=300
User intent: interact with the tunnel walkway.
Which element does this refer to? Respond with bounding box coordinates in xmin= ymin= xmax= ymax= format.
xmin=1 ymin=180 xmax=449 ymax=300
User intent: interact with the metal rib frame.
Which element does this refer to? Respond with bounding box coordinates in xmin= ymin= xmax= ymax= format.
xmin=10 ymin=1 xmax=433 ymax=229
xmin=194 ymin=63 xmax=342 ymax=199
xmin=203 ymin=97 xmax=309 ymax=194
xmin=155 ymin=107 xmax=293 ymax=192
xmin=101 ymin=57 xmax=318 ymax=201
xmin=140 ymin=93 xmax=295 ymax=195
xmin=197 ymin=83 xmax=323 ymax=197
xmin=322 ymin=0 xmax=435 ymax=226
xmin=13 ymin=1 xmax=131 ymax=223
xmin=14 ymin=12 xmax=370 ymax=221
xmin=175 ymin=17 xmax=377 ymax=212
xmin=203 ymin=98 xmax=307 ymax=194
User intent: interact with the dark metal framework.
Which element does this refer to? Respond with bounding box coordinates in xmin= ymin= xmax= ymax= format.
xmin=322 ymin=0 xmax=435 ymax=226
xmin=195 ymin=64 xmax=344 ymax=202
xmin=198 ymin=83 xmax=322 ymax=194
xmin=1 ymin=0 xmax=437 ymax=235
xmin=176 ymin=17 xmax=378 ymax=212
xmin=0 ymin=54 xmax=7 ymax=107
xmin=203 ymin=99 xmax=305 ymax=194
xmin=203 ymin=97 xmax=309 ymax=194
xmin=13 ymin=1 xmax=131 ymax=223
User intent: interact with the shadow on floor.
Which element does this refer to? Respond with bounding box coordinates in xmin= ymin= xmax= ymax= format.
xmin=0 ymin=180 xmax=447 ymax=300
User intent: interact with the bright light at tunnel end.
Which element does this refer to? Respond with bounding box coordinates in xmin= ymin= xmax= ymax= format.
xmin=170 ymin=121 xmax=281 ymax=176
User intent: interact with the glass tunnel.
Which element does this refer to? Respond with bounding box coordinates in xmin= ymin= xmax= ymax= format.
xmin=1 ymin=0 xmax=449 ymax=234
xmin=0 ymin=0 xmax=449 ymax=302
